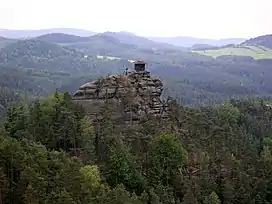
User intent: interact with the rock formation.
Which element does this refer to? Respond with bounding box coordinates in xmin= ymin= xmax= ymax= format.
xmin=72 ymin=60 xmax=169 ymax=126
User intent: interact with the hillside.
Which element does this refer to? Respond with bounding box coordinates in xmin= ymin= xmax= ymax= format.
xmin=67 ymin=34 xmax=141 ymax=58
xmin=191 ymin=44 xmax=219 ymax=50
xmin=193 ymin=35 xmax=272 ymax=59
xmin=0 ymin=28 xmax=246 ymax=48
xmin=1 ymin=36 xmax=272 ymax=106
xmin=67 ymin=33 xmax=188 ymax=60
xmin=0 ymin=28 xmax=96 ymax=38
xmin=34 ymin=33 xmax=91 ymax=44
xmin=242 ymin=34 xmax=272 ymax=49
xmin=193 ymin=44 xmax=272 ymax=60
xmin=0 ymin=36 xmax=16 ymax=49
xmin=1 ymin=86 xmax=271 ymax=204
xmin=67 ymin=33 xmax=209 ymax=63
xmin=0 ymin=39 xmax=131 ymax=95
xmin=102 ymin=31 xmax=183 ymax=50
xmin=0 ymin=38 xmax=131 ymax=73
xmin=0 ymin=39 xmax=81 ymax=59
xmin=148 ymin=36 xmax=246 ymax=47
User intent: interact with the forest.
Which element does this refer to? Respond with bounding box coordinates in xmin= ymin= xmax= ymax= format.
xmin=0 ymin=93 xmax=271 ymax=203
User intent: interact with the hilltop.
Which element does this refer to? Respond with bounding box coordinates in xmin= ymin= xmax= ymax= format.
xmin=193 ymin=45 xmax=272 ymax=60
xmin=32 ymin=32 xmax=186 ymax=57
xmin=0 ymin=39 xmax=80 ymax=58
xmin=67 ymin=34 xmax=138 ymax=58
xmin=0 ymin=28 xmax=96 ymax=38
xmin=0 ymin=28 xmax=246 ymax=48
xmin=193 ymin=34 xmax=272 ymax=60
xmin=34 ymin=33 xmax=91 ymax=44
xmin=148 ymin=36 xmax=246 ymax=47
xmin=0 ymin=36 xmax=7 ymax=41
xmin=102 ymin=31 xmax=182 ymax=50
xmin=0 ymin=36 xmax=16 ymax=49
xmin=241 ymin=34 xmax=272 ymax=49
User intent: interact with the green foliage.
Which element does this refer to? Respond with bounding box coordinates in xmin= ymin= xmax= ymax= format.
xmin=80 ymin=165 xmax=102 ymax=191
xmin=0 ymin=87 xmax=21 ymax=119
xmin=149 ymin=133 xmax=188 ymax=186
xmin=1 ymin=92 xmax=272 ymax=203
xmin=194 ymin=45 xmax=272 ymax=60
xmin=204 ymin=192 xmax=221 ymax=204
xmin=35 ymin=33 xmax=91 ymax=44
xmin=242 ymin=34 xmax=272 ymax=49
xmin=264 ymin=137 xmax=272 ymax=149
xmin=4 ymin=104 xmax=30 ymax=140
xmin=216 ymin=102 xmax=241 ymax=124
xmin=182 ymin=188 xmax=198 ymax=204
xmin=108 ymin=139 xmax=146 ymax=194
xmin=0 ymin=137 xmax=91 ymax=204
xmin=95 ymin=184 xmax=144 ymax=204
xmin=2 ymin=36 xmax=272 ymax=108
xmin=3 ymin=92 xmax=96 ymax=158
xmin=79 ymin=116 xmax=96 ymax=162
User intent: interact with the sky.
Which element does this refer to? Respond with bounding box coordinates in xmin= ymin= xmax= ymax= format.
xmin=0 ymin=0 xmax=271 ymax=39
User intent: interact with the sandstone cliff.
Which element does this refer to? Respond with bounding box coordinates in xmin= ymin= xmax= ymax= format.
xmin=72 ymin=61 xmax=168 ymax=125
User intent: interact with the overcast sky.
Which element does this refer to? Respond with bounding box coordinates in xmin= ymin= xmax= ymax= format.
xmin=0 ymin=0 xmax=271 ymax=39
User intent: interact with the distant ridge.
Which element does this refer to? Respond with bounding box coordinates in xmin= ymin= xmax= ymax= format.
xmin=148 ymin=36 xmax=246 ymax=48
xmin=0 ymin=28 xmax=247 ymax=48
xmin=34 ymin=33 xmax=91 ymax=44
xmin=192 ymin=34 xmax=272 ymax=60
xmin=0 ymin=36 xmax=8 ymax=41
xmin=0 ymin=39 xmax=81 ymax=61
xmin=0 ymin=28 xmax=96 ymax=39
xmin=101 ymin=31 xmax=183 ymax=50
xmin=67 ymin=33 xmax=137 ymax=57
xmin=242 ymin=34 xmax=272 ymax=49
xmin=0 ymin=36 xmax=16 ymax=49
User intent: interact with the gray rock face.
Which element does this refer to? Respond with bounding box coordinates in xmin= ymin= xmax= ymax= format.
xmin=72 ymin=69 xmax=169 ymax=124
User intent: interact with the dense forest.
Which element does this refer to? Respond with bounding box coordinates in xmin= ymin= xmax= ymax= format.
xmin=0 ymin=93 xmax=271 ymax=203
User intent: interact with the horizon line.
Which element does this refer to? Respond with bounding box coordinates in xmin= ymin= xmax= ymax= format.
xmin=0 ymin=27 xmax=269 ymax=40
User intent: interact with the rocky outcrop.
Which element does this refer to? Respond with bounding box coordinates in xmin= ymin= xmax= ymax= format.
xmin=73 ymin=63 xmax=169 ymax=126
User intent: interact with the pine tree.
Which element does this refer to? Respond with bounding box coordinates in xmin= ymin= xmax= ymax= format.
xmin=182 ymin=188 xmax=198 ymax=204
xmin=107 ymin=138 xmax=146 ymax=194
xmin=149 ymin=133 xmax=188 ymax=186
xmin=204 ymin=192 xmax=221 ymax=204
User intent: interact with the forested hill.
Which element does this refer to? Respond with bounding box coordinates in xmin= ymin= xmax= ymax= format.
xmin=1 ymin=33 xmax=272 ymax=109
xmin=34 ymin=33 xmax=91 ymax=44
xmin=0 ymin=38 xmax=131 ymax=99
xmin=0 ymin=36 xmax=16 ymax=49
xmin=147 ymin=36 xmax=246 ymax=47
xmin=0 ymin=39 xmax=81 ymax=61
xmin=0 ymin=28 xmax=96 ymax=38
xmin=0 ymin=92 xmax=271 ymax=203
xmin=193 ymin=34 xmax=272 ymax=60
xmin=241 ymin=34 xmax=272 ymax=49
xmin=101 ymin=31 xmax=181 ymax=50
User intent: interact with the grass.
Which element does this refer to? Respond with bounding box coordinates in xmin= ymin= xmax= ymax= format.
xmin=193 ymin=45 xmax=272 ymax=60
